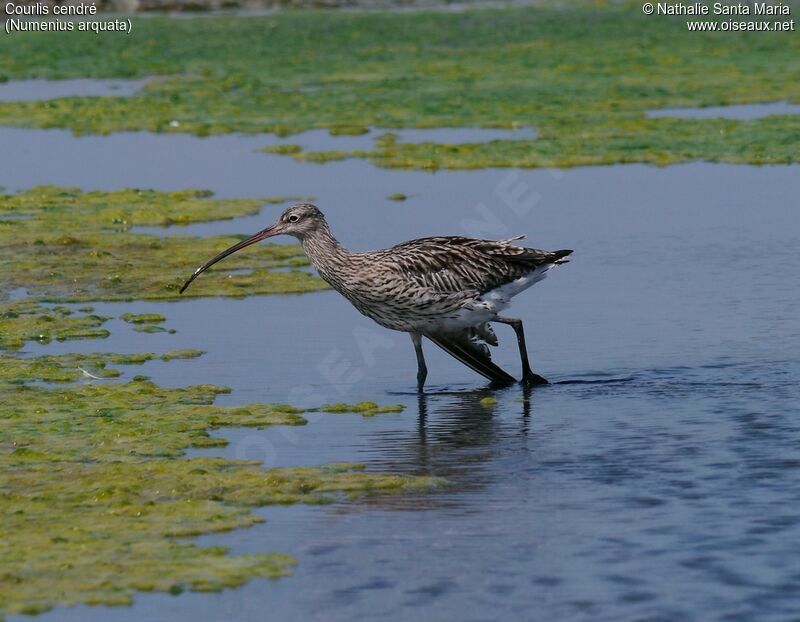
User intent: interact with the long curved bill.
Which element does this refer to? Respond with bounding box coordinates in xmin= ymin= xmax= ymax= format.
xmin=179 ymin=225 xmax=279 ymax=294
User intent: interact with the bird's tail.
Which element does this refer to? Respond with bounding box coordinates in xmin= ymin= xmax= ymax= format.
xmin=551 ymin=249 xmax=573 ymax=265
xmin=425 ymin=329 xmax=516 ymax=385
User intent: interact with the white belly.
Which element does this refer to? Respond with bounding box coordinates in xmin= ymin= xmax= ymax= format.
xmin=431 ymin=265 xmax=553 ymax=332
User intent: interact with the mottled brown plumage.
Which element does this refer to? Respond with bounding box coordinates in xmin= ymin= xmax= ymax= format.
xmin=181 ymin=203 xmax=572 ymax=390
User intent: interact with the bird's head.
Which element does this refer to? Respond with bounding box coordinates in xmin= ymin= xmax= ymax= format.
xmin=274 ymin=203 xmax=326 ymax=239
xmin=179 ymin=203 xmax=326 ymax=294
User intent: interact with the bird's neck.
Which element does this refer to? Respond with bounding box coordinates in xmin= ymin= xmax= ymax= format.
xmin=300 ymin=224 xmax=351 ymax=283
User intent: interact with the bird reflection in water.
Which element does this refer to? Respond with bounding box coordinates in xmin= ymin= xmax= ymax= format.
xmin=340 ymin=385 xmax=537 ymax=512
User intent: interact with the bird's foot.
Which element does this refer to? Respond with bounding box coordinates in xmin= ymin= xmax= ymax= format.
xmin=521 ymin=370 xmax=548 ymax=387
xmin=488 ymin=377 xmax=516 ymax=390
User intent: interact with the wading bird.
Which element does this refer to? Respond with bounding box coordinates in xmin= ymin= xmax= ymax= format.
xmin=180 ymin=204 xmax=571 ymax=391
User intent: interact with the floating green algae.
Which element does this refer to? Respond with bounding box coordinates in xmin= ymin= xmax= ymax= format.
xmin=292 ymin=148 xmax=369 ymax=164
xmin=0 ymin=7 xmax=798 ymax=167
xmin=261 ymin=143 xmax=303 ymax=155
xmin=121 ymin=312 xmax=173 ymax=334
xmin=0 ymin=301 xmax=110 ymax=351
xmin=0 ymin=305 xmax=441 ymax=618
xmin=120 ymin=312 xmax=167 ymax=324
xmin=0 ymin=349 xmax=441 ymax=619
xmin=0 ymin=186 xmax=327 ymax=303
xmin=320 ymin=402 xmax=405 ymax=417
xmin=0 ymin=348 xmax=203 ymax=383
xmin=328 ymin=125 xmax=370 ymax=136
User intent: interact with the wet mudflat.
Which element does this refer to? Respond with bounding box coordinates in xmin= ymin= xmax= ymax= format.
xmin=5 ymin=118 xmax=800 ymax=620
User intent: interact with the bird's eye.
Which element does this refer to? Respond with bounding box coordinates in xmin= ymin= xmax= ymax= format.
xmin=288 ymin=214 xmax=300 ymax=223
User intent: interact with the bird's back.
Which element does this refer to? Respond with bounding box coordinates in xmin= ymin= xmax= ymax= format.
xmin=373 ymin=236 xmax=571 ymax=296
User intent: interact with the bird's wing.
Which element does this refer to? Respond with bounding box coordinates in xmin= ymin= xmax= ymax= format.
xmin=380 ymin=236 xmax=572 ymax=295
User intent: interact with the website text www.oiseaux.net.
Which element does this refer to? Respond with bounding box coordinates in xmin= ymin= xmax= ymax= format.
xmin=642 ymin=2 xmax=796 ymax=32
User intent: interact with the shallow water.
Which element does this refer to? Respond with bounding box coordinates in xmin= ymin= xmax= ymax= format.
xmin=5 ymin=123 xmax=800 ymax=620
xmin=0 ymin=78 xmax=153 ymax=102
xmin=647 ymin=101 xmax=800 ymax=120
xmin=374 ymin=126 xmax=537 ymax=144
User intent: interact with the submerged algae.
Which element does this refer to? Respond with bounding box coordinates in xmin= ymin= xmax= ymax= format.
xmin=0 ymin=186 xmax=327 ymax=303
xmin=0 ymin=346 xmax=441 ymax=619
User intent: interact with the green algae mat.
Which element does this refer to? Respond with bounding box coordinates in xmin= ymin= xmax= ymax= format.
xmin=0 ymin=348 xmax=436 ymax=618
xmin=0 ymin=312 xmax=437 ymax=619
xmin=1 ymin=4 xmax=799 ymax=168
xmin=0 ymin=186 xmax=326 ymax=302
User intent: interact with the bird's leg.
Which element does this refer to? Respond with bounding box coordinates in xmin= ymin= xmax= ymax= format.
xmin=410 ymin=332 xmax=428 ymax=392
xmin=494 ymin=316 xmax=548 ymax=386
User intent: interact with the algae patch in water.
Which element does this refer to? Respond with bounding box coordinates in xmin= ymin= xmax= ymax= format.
xmin=120 ymin=312 xmax=166 ymax=324
xmin=261 ymin=144 xmax=303 ymax=155
xmin=134 ymin=324 xmax=176 ymax=334
xmin=0 ymin=345 xmax=441 ymax=618
xmin=121 ymin=312 xmax=173 ymax=334
xmin=0 ymin=300 xmax=110 ymax=351
xmin=0 ymin=186 xmax=327 ymax=302
xmin=320 ymin=402 xmax=405 ymax=417
xmin=0 ymin=8 xmax=798 ymax=167
xmin=0 ymin=347 xmax=203 ymax=383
